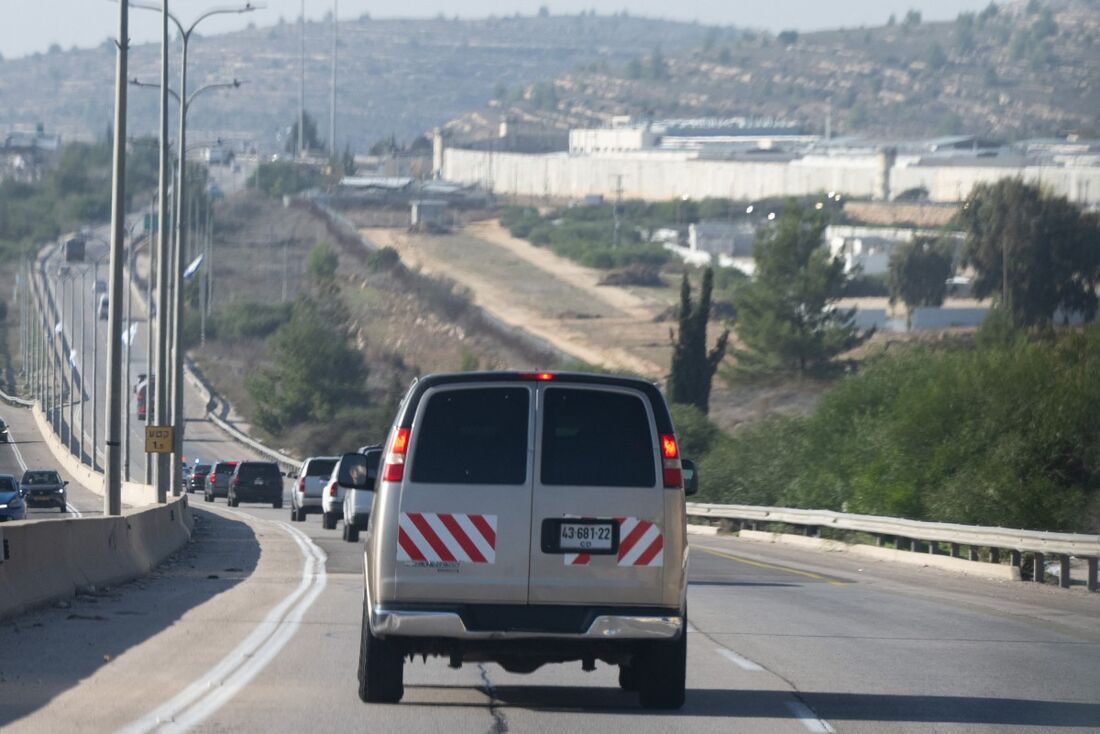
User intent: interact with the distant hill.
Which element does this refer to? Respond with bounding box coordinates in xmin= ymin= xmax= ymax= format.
xmin=0 ymin=14 xmax=725 ymax=152
xmin=445 ymin=0 xmax=1099 ymax=141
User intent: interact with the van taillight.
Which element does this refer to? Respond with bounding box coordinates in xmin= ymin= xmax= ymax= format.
xmin=297 ymin=477 xmax=306 ymax=493
xmin=328 ymin=482 xmax=337 ymax=497
xmin=209 ymin=474 xmax=216 ymax=484
xmin=382 ymin=427 xmax=410 ymax=482
xmin=519 ymin=371 xmax=555 ymax=381
xmin=660 ymin=433 xmax=682 ymax=488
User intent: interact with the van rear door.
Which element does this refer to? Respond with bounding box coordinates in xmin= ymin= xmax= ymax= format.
xmin=528 ymin=383 xmax=668 ymax=606
xmin=392 ymin=384 xmax=534 ymax=604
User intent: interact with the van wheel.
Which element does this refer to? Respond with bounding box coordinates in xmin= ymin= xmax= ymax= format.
xmin=228 ymin=496 xmax=239 ymax=508
xmin=322 ymin=513 xmax=337 ymax=530
xmin=636 ymin=624 xmax=687 ymax=709
xmin=204 ymin=493 xmax=213 ymax=503
xmin=291 ymin=508 xmax=300 ymax=522
xmin=618 ymin=664 xmax=638 ymax=691
xmin=273 ymin=500 xmax=283 ymax=510
xmin=358 ymin=600 xmax=403 ymax=703
xmin=346 ymin=524 xmax=360 ymax=542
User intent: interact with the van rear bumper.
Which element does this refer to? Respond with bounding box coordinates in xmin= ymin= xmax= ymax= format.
xmin=371 ymin=603 xmax=683 ymax=640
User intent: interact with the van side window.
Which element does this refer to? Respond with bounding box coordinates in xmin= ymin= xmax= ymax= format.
xmin=411 ymin=388 xmax=529 ymax=485
xmin=540 ymin=388 xmax=656 ymax=488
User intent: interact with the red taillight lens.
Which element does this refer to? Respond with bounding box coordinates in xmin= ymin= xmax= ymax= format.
xmin=209 ymin=474 xmax=216 ymax=484
xmin=328 ymin=482 xmax=337 ymax=497
xmin=382 ymin=427 xmax=410 ymax=483
xmin=660 ymin=433 xmax=682 ymax=488
xmin=297 ymin=477 xmax=306 ymax=493
xmin=519 ymin=371 xmax=555 ymax=381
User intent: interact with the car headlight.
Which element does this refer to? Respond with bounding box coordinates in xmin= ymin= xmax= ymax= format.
xmin=0 ymin=503 xmax=8 ymax=509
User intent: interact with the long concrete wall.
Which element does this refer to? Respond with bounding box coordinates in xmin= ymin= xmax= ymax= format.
xmin=0 ymin=496 xmax=192 ymax=619
xmin=443 ymin=147 xmax=1100 ymax=206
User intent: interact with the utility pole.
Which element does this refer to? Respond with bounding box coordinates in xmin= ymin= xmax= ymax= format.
xmin=613 ymin=174 xmax=623 ymax=249
xmin=330 ymin=0 xmax=337 ymax=159
xmin=103 ymin=0 xmax=129 ymax=516
xmin=171 ymin=36 xmax=190 ymax=497
xmin=299 ymin=0 xmax=306 ymax=158
xmin=154 ymin=0 xmax=172 ymax=503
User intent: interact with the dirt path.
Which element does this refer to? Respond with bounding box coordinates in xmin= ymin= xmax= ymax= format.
xmin=366 ymin=225 xmax=671 ymax=377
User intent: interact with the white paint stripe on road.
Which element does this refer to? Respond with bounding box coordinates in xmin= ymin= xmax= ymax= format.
xmin=715 ymin=646 xmax=764 ymax=672
xmin=785 ymin=700 xmax=835 ymax=734
xmin=5 ymin=426 xmax=82 ymax=517
xmin=118 ymin=509 xmax=327 ymax=734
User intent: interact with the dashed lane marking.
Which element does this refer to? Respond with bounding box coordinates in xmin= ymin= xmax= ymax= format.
xmin=715 ymin=646 xmax=764 ymax=672
xmin=785 ymin=700 xmax=836 ymax=733
xmin=694 ymin=545 xmax=847 ymax=586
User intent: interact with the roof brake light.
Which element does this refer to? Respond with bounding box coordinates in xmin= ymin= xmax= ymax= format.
xmin=519 ymin=371 xmax=555 ymax=381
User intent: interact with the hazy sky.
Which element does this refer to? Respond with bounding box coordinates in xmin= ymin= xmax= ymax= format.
xmin=0 ymin=1 xmax=995 ymax=59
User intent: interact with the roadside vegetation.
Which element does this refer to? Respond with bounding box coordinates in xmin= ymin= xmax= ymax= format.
xmin=682 ymin=318 xmax=1100 ymax=532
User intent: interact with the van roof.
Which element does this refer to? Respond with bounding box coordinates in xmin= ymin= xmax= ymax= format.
xmin=397 ymin=371 xmax=674 ymax=434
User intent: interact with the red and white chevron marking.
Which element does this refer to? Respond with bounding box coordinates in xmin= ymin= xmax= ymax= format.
xmin=564 ymin=517 xmax=663 ymax=567
xmin=397 ymin=512 xmax=497 ymax=564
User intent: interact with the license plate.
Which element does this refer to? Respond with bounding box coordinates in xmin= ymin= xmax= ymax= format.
xmin=559 ymin=521 xmax=614 ymax=552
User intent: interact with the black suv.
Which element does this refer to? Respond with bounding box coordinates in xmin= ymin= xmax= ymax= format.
xmin=189 ymin=463 xmax=211 ymax=493
xmin=228 ymin=461 xmax=284 ymax=508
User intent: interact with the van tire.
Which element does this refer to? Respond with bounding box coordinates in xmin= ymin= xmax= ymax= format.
xmin=291 ymin=508 xmax=301 ymax=522
xmin=322 ymin=513 xmax=337 ymax=530
xmin=636 ymin=624 xmax=687 ymax=710
xmin=358 ymin=600 xmax=403 ymax=703
xmin=346 ymin=524 xmax=359 ymax=542
xmin=618 ymin=664 xmax=638 ymax=691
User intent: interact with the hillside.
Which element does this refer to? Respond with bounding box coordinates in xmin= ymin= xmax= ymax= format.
xmin=444 ymin=0 xmax=1099 ymax=141
xmin=0 ymin=14 xmax=719 ymax=151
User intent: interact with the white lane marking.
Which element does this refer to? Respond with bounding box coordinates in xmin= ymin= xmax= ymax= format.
xmin=118 ymin=510 xmax=327 ymax=734
xmin=715 ymin=646 xmax=764 ymax=672
xmin=5 ymin=426 xmax=82 ymax=517
xmin=785 ymin=700 xmax=836 ymax=733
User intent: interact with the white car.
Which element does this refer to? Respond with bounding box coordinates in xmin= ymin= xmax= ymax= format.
xmin=290 ymin=456 xmax=339 ymax=523
xmin=320 ymin=462 xmax=343 ymax=530
xmin=341 ymin=445 xmax=382 ymax=542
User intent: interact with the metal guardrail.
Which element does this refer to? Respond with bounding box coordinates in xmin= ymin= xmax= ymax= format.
xmin=686 ymin=502 xmax=1100 ymax=591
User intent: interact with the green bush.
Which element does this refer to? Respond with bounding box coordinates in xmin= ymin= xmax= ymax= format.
xmin=211 ymin=301 xmax=293 ymax=341
xmin=687 ymin=324 xmax=1100 ymax=532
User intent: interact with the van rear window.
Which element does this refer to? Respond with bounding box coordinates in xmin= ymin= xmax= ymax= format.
xmin=411 ymin=388 xmax=529 ymax=485
xmin=306 ymin=459 xmax=337 ymax=477
xmin=540 ymin=388 xmax=656 ymax=487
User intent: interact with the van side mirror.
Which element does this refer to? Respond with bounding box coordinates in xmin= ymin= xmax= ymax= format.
xmin=681 ymin=459 xmax=699 ymax=497
xmin=337 ymin=452 xmax=370 ymax=490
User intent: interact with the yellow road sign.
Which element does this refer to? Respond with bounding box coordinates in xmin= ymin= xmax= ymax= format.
xmin=145 ymin=426 xmax=174 ymax=454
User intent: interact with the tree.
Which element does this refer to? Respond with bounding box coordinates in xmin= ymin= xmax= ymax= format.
xmin=646 ymin=47 xmax=669 ymax=80
xmin=926 ymin=42 xmax=948 ymax=70
xmin=285 ymin=111 xmax=323 ymax=155
xmin=625 ymin=57 xmax=643 ymax=79
xmin=669 ymin=269 xmax=729 ymax=413
xmin=734 ymin=205 xmax=872 ymax=373
xmin=306 ymin=243 xmax=339 ymax=281
xmin=960 ymin=180 xmax=1100 ymax=327
xmin=889 ymin=237 xmax=954 ymax=330
xmin=248 ymin=296 xmax=367 ymax=433
xmin=902 ymin=9 xmax=922 ymax=29
xmin=777 ymin=30 xmax=799 ymax=46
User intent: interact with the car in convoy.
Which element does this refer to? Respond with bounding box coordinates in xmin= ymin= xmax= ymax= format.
xmin=290 ymin=456 xmax=338 ymax=522
xmin=189 ymin=463 xmax=211 ymax=493
xmin=20 ymin=469 xmax=68 ymax=512
xmin=357 ymin=372 xmax=697 ymax=709
xmin=98 ymin=294 xmax=109 ymax=320
xmin=0 ymin=474 xmax=27 ymax=521
xmin=203 ymin=460 xmax=238 ymax=502
xmin=0 ymin=417 xmax=8 ymax=443
xmin=320 ymin=462 xmax=343 ymax=530
xmin=227 ymin=461 xmax=284 ymax=509
xmin=341 ymin=445 xmax=382 ymax=542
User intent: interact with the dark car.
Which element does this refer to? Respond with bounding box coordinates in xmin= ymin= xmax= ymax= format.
xmin=228 ymin=461 xmax=284 ymax=509
xmin=189 ymin=463 xmax=211 ymax=493
xmin=20 ymin=469 xmax=68 ymax=512
xmin=204 ymin=461 xmax=238 ymax=502
xmin=0 ymin=474 xmax=26 ymax=522
xmin=0 ymin=417 xmax=9 ymax=443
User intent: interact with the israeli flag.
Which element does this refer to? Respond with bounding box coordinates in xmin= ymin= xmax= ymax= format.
xmin=183 ymin=253 xmax=205 ymax=282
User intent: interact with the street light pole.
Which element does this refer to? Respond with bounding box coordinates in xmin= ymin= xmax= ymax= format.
xmin=92 ymin=260 xmax=101 ymax=472
xmin=79 ymin=268 xmax=86 ymax=464
xmin=330 ymin=0 xmax=337 ymax=159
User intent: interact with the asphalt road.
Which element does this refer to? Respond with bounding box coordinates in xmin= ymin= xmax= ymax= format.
xmin=1 ymin=490 xmax=1098 ymax=733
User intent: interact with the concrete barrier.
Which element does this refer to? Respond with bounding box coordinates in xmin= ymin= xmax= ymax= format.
xmin=0 ymin=495 xmax=192 ymax=620
xmin=737 ymin=529 xmax=1022 ymax=582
